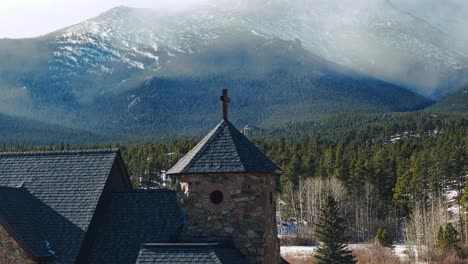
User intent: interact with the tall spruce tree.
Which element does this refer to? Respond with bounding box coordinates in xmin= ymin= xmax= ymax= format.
xmin=314 ymin=196 xmax=356 ymax=264
xmin=375 ymin=228 xmax=393 ymax=248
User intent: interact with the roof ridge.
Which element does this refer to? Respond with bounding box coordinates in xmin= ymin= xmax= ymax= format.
xmin=168 ymin=120 xmax=225 ymax=174
xmin=224 ymin=121 xmax=246 ymax=172
xmin=183 ymin=120 xmax=225 ymax=171
xmin=142 ymin=243 xmax=221 ymax=247
xmin=0 ymin=148 xmax=119 ymax=156
xmin=112 ymin=189 xmax=175 ymax=194
xmin=228 ymin=121 xmax=284 ymax=174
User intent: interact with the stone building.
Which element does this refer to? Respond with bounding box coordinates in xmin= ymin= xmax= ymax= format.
xmin=0 ymin=150 xmax=246 ymax=263
xmin=167 ymin=120 xmax=283 ymax=263
xmin=0 ymin=90 xmax=284 ymax=264
xmin=167 ymin=90 xmax=284 ymax=264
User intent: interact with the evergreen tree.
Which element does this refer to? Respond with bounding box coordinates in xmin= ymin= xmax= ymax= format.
xmin=462 ymin=179 xmax=468 ymax=209
xmin=375 ymin=228 xmax=393 ymax=248
xmin=437 ymin=226 xmax=445 ymax=249
xmin=314 ymin=196 xmax=356 ymax=264
xmin=436 ymin=223 xmax=460 ymax=251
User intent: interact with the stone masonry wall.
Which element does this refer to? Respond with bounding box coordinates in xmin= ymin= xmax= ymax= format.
xmin=0 ymin=224 xmax=36 ymax=264
xmin=178 ymin=173 xmax=280 ymax=264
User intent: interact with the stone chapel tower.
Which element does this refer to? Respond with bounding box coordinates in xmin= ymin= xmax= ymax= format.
xmin=167 ymin=89 xmax=283 ymax=264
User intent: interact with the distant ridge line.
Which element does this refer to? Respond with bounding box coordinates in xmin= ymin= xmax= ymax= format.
xmin=0 ymin=148 xmax=119 ymax=156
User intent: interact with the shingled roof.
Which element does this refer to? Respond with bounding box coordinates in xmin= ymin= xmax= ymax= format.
xmin=0 ymin=148 xmax=254 ymax=263
xmin=135 ymin=244 xmax=247 ymax=264
xmin=167 ymin=120 xmax=283 ymax=175
xmin=0 ymin=149 xmax=123 ymax=263
xmin=87 ymin=190 xmax=184 ymax=264
xmin=0 ymin=186 xmax=53 ymax=259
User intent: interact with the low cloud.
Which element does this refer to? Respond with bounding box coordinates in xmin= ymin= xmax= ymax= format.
xmin=205 ymin=0 xmax=468 ymax=96
xmin=2 ymin=0 xmax=467 ymax=97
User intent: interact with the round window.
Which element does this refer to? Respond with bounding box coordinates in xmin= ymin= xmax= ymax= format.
xmin=209 ymin=190 xmax=224 ymax=205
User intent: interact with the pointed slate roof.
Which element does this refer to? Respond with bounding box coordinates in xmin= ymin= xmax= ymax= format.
xmin=167 ymin=120 xmax=283 ymax=175
xmin=0 ymin=149 xmax=122 ymax=263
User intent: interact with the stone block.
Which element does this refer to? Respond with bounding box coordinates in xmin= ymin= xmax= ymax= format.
xmin=247 ymin=230 xmax=257 ymax=238
xmin=234 ymin=197 xmax=249 ymax=202
xmin=224 ymin=227 xmax=235 ymax=234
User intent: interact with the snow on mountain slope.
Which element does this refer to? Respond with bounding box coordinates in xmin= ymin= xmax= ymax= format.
xmin=45 ymin=6 xmax=281 ymax=98
xmin=204 ymin=0 xmax=468 ymax=96
xmin=44 ymin=0 xmax=468 ymax=98
xmin=49 ymin=6 xmax=259 ymax=75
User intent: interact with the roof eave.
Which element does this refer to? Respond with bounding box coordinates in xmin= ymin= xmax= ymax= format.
xmin=116 ymin=149 xmax=134 ymax=189
xmin=166 ymin=170 xmax=284 ymax=176
xmin=0 ymin=213 xmax=53 ymax=261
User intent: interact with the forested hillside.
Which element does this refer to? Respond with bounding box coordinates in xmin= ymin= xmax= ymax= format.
xmin=89 ymin=71 xmax=431 ymax=137
xmin=111 ymin=112 xmax=468 ymax=260
xmin=0 ymin=29 xmax=432 ymax=137
xmin=428 ymin=84 xmax=468 ymax=113
xmin=2 ymin=113 xmax=465 ymax=246
xmin=0 ymin=112 xmax=99 ymax=146
xmin=261 ymin=113 xmax=467 ymax=233
xmin=121 ymin=112 xmax=468 ymax=262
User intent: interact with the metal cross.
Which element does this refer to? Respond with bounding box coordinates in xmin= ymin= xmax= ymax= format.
xmin=220 ymin=89 xmax=230 ymax=120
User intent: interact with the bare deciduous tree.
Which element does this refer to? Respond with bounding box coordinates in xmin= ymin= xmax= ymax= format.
xmin=405 ymin=196 xmax=450 ymax=262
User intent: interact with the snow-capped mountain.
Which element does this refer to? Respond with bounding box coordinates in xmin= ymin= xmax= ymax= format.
xmin=41 ymin=0 xmax=468 ymax=96
xmin=37 ymin=5 xmax=311 ymax=102
xmin=210 ymin=0 xmax=468 ymax=96
xmin=0 ymin=0 xmax=464 ymax=135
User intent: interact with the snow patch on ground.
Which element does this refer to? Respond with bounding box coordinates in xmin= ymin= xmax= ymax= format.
xmin=444 ymin=187 xmax=462 ymax=218
xmin=281 ymin=245 xmax=317 ymax=255
xmin=281 ymin=245 xmax=317 ymax=261
xmin=281 ymin=244 xmax=412 ymax=261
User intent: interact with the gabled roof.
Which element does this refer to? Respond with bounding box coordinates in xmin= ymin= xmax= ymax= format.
xmin=135 ymin=244 xmax=247 ymax=264
xmin=87 ymin=190 xmax=184 ymax=264
xmin=167 ymin=120 xmax=283 ymax=175
xmin=0 ymin=186 xmax=52 ymax=259
xmin=0 ymin=149 xmax=121 ymax=263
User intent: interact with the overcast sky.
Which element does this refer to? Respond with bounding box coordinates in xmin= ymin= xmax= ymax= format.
xmin=1 ymin=0 xmax=467 ymax=41
xmin=0 ymin=0 xmax=210 ymax=38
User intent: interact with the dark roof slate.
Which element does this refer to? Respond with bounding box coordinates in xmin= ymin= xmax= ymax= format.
xmin=0 ymin=186 xmax=52 ymax=258
xmin=0 ymin=149 xmax=119 ymax=263
xmin=87 ymin=190 xmax=184 ymax=264
xmin=135 ymin=245 xmax=247 ymax=264
xmin=167 ymin=120 xmax=283 ymax=175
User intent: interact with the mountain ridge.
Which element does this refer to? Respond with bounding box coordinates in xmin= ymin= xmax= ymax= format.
xmin=0 ymin=112 xmax=99 ymax=146
xmin=0 ymin=3 xmax=458 ymax=138
xmin=14 ymin=3 xmax=468 ymax=96
xmin=427 ymin=84 xmax=468 ymax=113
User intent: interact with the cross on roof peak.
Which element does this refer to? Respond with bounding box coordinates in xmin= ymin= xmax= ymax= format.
xmin=220 ymin=89 xmax=230 ymax=120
